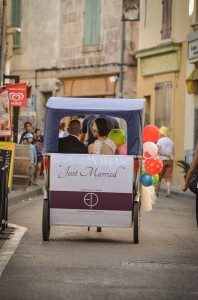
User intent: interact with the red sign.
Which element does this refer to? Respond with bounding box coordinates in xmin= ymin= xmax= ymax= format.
xmin=6 ymin=83 xmax=27 ymax=106
xmin=0 ymin=89 xmax=12 ymax=137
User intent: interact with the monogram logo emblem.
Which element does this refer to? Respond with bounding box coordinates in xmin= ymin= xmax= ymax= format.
xmin=84 ymin=193 xmax=99 ymax=209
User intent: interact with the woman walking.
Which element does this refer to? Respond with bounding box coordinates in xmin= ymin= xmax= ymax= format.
xmin=182 ymin=145 xmax=198 ymax=227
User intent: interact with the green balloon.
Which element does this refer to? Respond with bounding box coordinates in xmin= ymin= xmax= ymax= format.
xmin=152 ymin=174 xmax=159 ymax=185
xmin=108 ymin=129 xmax=126 ymax=147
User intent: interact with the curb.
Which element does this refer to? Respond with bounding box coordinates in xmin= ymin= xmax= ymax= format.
xmin=8 ymin=185 xmax=44 ymax=207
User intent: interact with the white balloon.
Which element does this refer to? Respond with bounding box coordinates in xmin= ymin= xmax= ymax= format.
xmin=143 ymin=142 xmax=158 ymax=158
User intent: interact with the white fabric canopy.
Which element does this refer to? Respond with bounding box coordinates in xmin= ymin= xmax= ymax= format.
xmin=44 ymin=97 xmax=145 ymax=155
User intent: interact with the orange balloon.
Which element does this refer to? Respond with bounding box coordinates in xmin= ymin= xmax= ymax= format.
xmin=143 ymin=125 xmax=160 ymax=143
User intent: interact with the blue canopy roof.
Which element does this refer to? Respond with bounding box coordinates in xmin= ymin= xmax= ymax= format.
xmin=44 ymin=97 xmax=145 ymax=155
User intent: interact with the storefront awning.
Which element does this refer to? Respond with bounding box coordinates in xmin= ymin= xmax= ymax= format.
xmin=186 ymin=69 xmax=198 ymax=94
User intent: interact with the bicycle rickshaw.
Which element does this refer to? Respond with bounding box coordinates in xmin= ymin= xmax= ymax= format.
xmin=42 ymin=97 xmax=145 ymax=244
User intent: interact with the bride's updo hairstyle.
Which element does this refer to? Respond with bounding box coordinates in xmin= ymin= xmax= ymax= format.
xmin=92 ymin=117 xmax=108 ymax=137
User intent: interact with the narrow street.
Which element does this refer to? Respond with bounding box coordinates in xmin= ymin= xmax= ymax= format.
xmin=0 ymin=193 xmax=197 ymax=300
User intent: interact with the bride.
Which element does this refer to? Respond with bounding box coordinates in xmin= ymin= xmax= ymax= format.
xmin=88 ymin=117 xmax=118 ymax=155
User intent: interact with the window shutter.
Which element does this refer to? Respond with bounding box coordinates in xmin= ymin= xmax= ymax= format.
xmin=84 ymin=0 xmax=101 ymax=46
xmin=11 ymin=0 xmax=22 ymax=48
xmin=161 ymin=0 xmax=172 ymax=40
xmin=155 ymin=81 xmax=172 ymax=128
xmin=196 ymin=0 xmax=198 ymax=23
xmin=194 ymin=108 xmax=198 ymax=149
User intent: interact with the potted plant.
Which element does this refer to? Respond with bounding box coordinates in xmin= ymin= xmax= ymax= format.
xmin=176 ymin=160 xmax=190 ymax=180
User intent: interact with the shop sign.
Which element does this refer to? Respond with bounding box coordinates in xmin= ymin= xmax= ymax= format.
xmin=188 ymin=39 xmax=198 ymax=60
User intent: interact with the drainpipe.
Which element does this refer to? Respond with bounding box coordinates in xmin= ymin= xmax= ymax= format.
xmin=0 ymin=0 xmax=7 ymax=86
xmin=119 ymin=20 xmax=125 ymax=98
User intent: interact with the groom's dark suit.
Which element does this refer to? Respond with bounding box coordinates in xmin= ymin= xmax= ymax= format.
xmin=58 ymin=135 xmax=88 ymax=154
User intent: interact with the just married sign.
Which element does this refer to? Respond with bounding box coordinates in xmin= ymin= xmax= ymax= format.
xmin=49 ymin=154 xmax=134 ymax=227
xmin=50 ymin=154 xmax=133 ymax=193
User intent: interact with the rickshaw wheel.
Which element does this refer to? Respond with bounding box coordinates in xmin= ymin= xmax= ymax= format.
xmin=133 ymin=201 xmax=140 ymax=244
xmin=42 ymin=199 xmax=50 ymax=241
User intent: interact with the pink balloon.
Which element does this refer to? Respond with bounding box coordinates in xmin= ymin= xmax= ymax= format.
xmin=143 ymin=142 xmax=158 ymax=159
xmin=119 ymin=143 xmax=127 ymax=155
xmin=144 ymin=157 xmax=163 ymax=175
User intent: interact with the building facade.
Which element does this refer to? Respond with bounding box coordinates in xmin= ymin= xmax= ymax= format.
xmin=8 ymin=0 xmax=139 ymax=133
xmin=2 ymin=0 xmax=197 ymax=186
xmin=136 ymin=0 xmax=195 ymax=185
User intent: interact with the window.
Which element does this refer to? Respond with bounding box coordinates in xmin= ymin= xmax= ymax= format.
xmin=155 ymin=81 xmax=172 ymax=128
xmin=195 ymin=0 xmax=198 ymax=22
xmin=83 ymin=0 xmax=101 ymax=46
xmin=161 ymin=0 xmax=172 ymax=40
xmin=11 ymin=0 xmax=22 ymax=48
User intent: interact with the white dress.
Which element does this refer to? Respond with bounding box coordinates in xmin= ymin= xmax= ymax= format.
xmin=93 ymin=138 xmax=117 ymax=154
xmin=141 ymin=186 xmax=157 ymax=213
xmin=140 ymin=160 xmax=157 ymax=213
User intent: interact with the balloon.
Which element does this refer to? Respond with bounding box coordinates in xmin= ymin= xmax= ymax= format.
xmin=108 ymin=129 xmax=126 ymax=147
xmin=143 ymin=142 xmax=158 ymax=159
xmin=134 ymin=160 xmax=140 ymax=171
xmin=143 ymin=125 xmax=160 ymax=143
xmin=152 ymin=174 xmax=159 ymax=185
xmin=140 ymin=173 xmax=154 ymax=187
xmin=144 ymin=157 xmax=163 ymax=175
xmin=119 ymin=143 xmax=127 ymax=155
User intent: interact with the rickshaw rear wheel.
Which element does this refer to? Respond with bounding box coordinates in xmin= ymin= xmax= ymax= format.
xmin=42 ymin=199 xmax=50 ymax=241
xmin=133 ymin=201 xmax=140 ymax=244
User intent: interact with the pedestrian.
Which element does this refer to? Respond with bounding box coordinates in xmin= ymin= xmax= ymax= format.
xmin=33 ymin=128 xmax=44 ymax=185
xmin=59 ymin=121 xmax=67 ymax=138
xmin=182 ymin=145 xmax=198 ymax=227
xmin=19 ymin=121 xmax=34 ymax=144
xmin=155 ymin=126 xmax=174 ymax=197
xmin=24 ymin=133 xmax=37 ymax=186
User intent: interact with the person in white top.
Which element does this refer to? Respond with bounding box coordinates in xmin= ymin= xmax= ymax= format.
xmin=59 ymin=121 xmax=68 ymax=138
xmin=155 ymin=126 xmax=174 ymax=198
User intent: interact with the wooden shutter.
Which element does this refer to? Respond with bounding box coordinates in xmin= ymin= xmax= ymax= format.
xmin=155 ymin=81 xmax=172 ymax=128
xmin=194 ymin=108 xmax=198 ymax=149
xmin=161 ymin=0 xmax=172 ymax=40
xmin=196 ymin=0 xmax=198 ymax=23
xmin=83 ymin=0 xmax=101 ymax=46
xmin=11 ymin=0 xmax=22 ymax=48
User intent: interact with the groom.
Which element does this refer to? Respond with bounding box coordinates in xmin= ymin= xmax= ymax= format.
xmin=58 ymin=120 xmax=88 ymax=154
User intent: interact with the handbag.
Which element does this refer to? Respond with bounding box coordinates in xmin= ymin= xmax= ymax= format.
xmin=188 ymin=174 xmax=198 ymax=194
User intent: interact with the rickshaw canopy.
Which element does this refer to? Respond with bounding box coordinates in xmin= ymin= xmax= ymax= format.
xmin=44 ymin=97 xmax=145 ymax=155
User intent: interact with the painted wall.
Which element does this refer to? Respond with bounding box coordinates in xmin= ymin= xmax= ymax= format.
xmin=136 ymin=0 xmax=191 ymax=186
xmin=139 ymin=0 xmax=190 ymax=49
xmin=137 ymin=47 xmax=187 ymax=185
xmin=9 ymin=0 xmax=139 ymax=132
xmin=11 ymin=1 xmax=60 ymax=71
